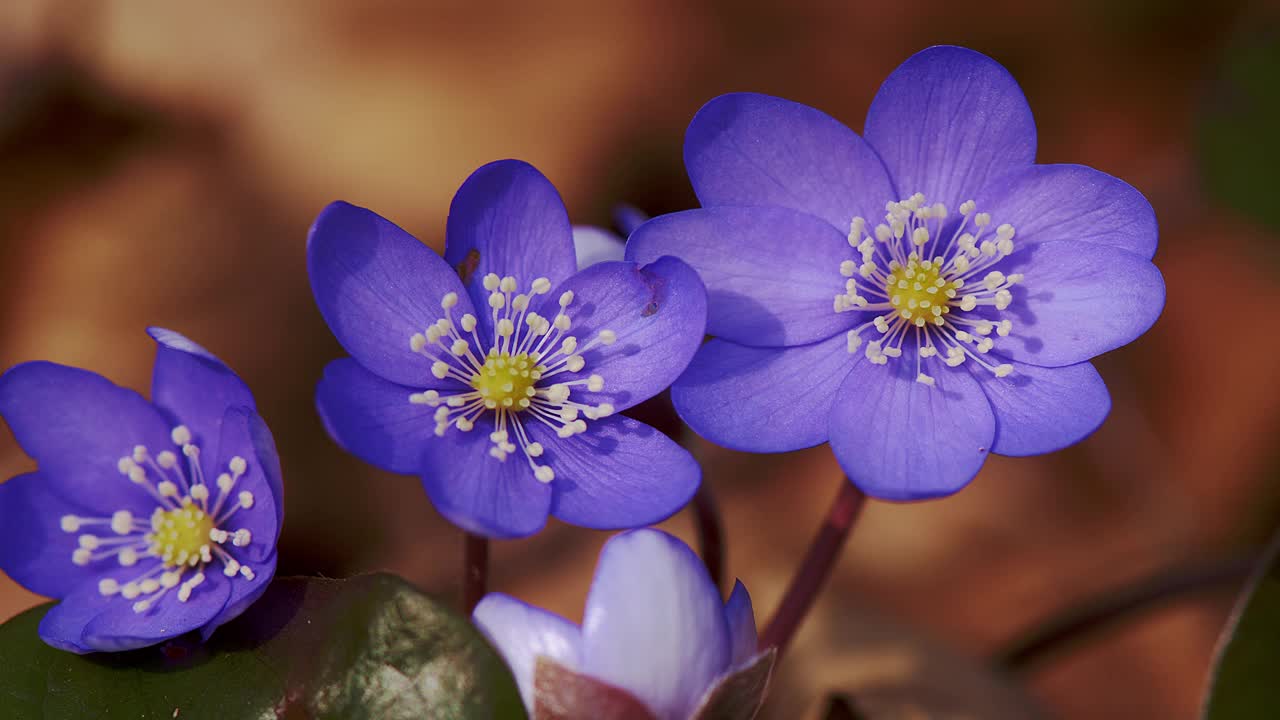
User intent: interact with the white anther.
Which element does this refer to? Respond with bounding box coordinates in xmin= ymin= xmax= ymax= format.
xmin=496 ymin=318 xmax=515 ymax=337
xmin=232 ymin=529 xmax=252 ymax=547
xmin=238 ymin=491 xmax=254 ymax=509
xmin=847 ymin=331 xmax=862 ymax=353
xmin=183 ymin=444 xmax=199 ymax=459
xmin=960 ymin=296 xmax=977 ymax=312
xmin=498 ymin=276 xmax=517 ymax=293
xmin=559 ymin=291 xmax=575 ymax=307
xmin=98 ymin=578 xmax=120 ymax=596
xmin=226 ymin=456 xmax=246 ymax=476
xmin=223 ymin=559 xmax=241 ymax=577
xmin=216 ymin=474 xmax=234 ymax=495
xmin=431 ymin=361 xmax=450 ymax=379
xmin=995 ymin=290 xmax=1013 ymax=310
xmin=595 ymin=403 xmax=615 ymax=418
xmin=483 ymin=273 xmax=501 ymax=291
xmin=128 ymin=466 xmax=147 ymax=484
xmin=916 ymin=373 xmax=936 ymax=387
xmin=119 ymin=548 xmax=138 ymax=566
xmin=566 ymin=355 xmax=586 ymax=372
xmin=240 ymin=566 xmax=256 ymax=581
xmin=511 ymin=294 xmax=529 ymax=312
xmin=883 ymin=346 xmax=903 ymax=358
xmin=442 ymin=292 xmax=459 ymax=309
xmin=460 ymin=314 xmax=477 ymax=333
xmin=531 ymin=277 xmax=552 ymax=294
xmin=410 ymin=333 xmax=427 ymax=352
xmin=859 ymin=262 xmax=877 ymax=278
xmin=161 ymin=571 xmax=181 ymax=589
xmin=60 ymin=515 xmax=80 ymax=533
xmin=455 ymin=417 xmax=474 ymax=432
xmin=587 ymin=374 xmax=604 ymax=392
xmin=977 ymin=338 xmax=994 ymax=353
xmin=960 ymin=200 xmax=976 ymax=215
xmin=955 ymin=331 xmax=973 ymax=342
xmin=72 ymin=549 xmax=92 ymax=566
xmin=210 ymin=528 xmax=229 ymax=543
xmin=983 ymin=271 xmax=1006 ymax=290
xmin=994 ymin=364 xmax=1014 ymax=378
xmin=840 ymin=260 xmax=857 ymax=277
xmin=158 ymin=481 xmax=178 ymax=497
xmin=911 ymin=227 xmax=929 ymax=246
xmin=980 ymin=240 xmax=997 ymax=256
xmin=132 ymin=446 xmax=148 ymax=463
xmin=117 ymin=457 xmax=135 ymax=474
xmin=450 ymin=339 xmax=469 ymax=356
xmin=488 ymin=293 xmax=506 ymax=310
xmin=526 ymin=442 xmax=544 ymax=458
xmin=171 ymin=426 xmax=192 ymax=446
xmin=597 ymin=329 xmax=617 ymax=346
xmin=534 ymin=466 xmax=555 ymax=484
xmin=919 ymin=345 xmax=938 ymax=358
xmin=975 ymin=212 xmax=991 ymax=227
xmin=111 ymin=510 xmax=133 ymax=535
xmin=131 ymin=600 xmax=152 ymax=614
xmin=997 ymin=320 xmax=1012 ymax=337
xmin=78 ymin=535 xmax=100 ymax=550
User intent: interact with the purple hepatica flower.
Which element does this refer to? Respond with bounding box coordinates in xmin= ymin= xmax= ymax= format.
xmin=309 ymin=160 xmax=707 ymax=539
xmin=0 ymin=329 xmax=283 ymax=653
xmin=627 ymin=46 xmax=1165 ymax=500
xmin=474 ymin=529 xmax=770 ymax=720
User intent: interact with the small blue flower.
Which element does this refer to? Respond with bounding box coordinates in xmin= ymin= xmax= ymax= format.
xmin=474 ymin=529 xmax=763 ymax=719
xmin=308 ymin=160 xmax=707 ymax=538
xmin=0 ymin=329 xmax=283 ymax=653
xmin=628 ymin=46 xmax=1165 ymax=500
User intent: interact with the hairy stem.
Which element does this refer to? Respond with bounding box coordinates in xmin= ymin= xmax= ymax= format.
xmin=462 ymin=532 xmax=489 ymax=615
xmin=758 ymin=480 xmax=867 ymax=656
xmin=995 ymin=553 xmax=1258 ymax=672
xmin=692 ymin=483 xmax=725 ymax=589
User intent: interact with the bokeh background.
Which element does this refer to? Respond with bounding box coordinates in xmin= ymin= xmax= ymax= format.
xmin=1 ymin=1 xmax=1278 ymax=718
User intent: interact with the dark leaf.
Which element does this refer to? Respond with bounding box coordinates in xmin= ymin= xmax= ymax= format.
xmin=691 ymin=649 xmax=776 ymax=720
xmin=532 ymin=657 xmax=657 ymax=720
xmin=0 ymin=573 xmax=526 ymax=720
xmin=1202 ymin=530 xmax=1280 ymax=719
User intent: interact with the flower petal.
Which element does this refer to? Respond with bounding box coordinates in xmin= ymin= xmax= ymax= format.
xmin=980 ymin=164 xmax=1158 ymax=259
xmin=684 ymin=92 xmax=895 ymax=232
xmin=724 ymin=580 xmax=758 ymax=667
xmin=626 ymin=207 xmax=854 ymax=346
xmin=671 ymin=334 xmax=853 ymax=453
xmin=418 ymin=414 xmax=552 ymax=539
xmin=864 ymin=46 xmax=1037 ymax=211
xmin=526 ymin=414 xmax=698 ymax=530
xmin=473 ymin=592 xmax=583 ymax=711
xmin=979 ymin=360 xmax=1110 ymax=457
xmin=0 ymin=473 xmax=100 ymax=599
xmin=80 ymin=569 xmax=231 ymax=652
xmin=0 ymin=362 xmax=170 ymax=515
xmin=213 ymin=407 xmax=281 ymax=563
xmin=535 ymin=257 xmax=707 ymax=412
xmin=444 ymin=159 xmax=578 ymax=313
xmin=307 ymin=200 xmax=475 ymax=387
xmin=200 ymin=551 xmax=276 ymax=641
xmin=315 ymin=358 xmax=446 ymax=475
xmin=995 ymin=240 xmax=1165 ymax=367
xmin=573 ymin=225 xmax=626 ymax=269
xmin=148 ymin=327 xmax=256 ymax=460
xmin=582 ymin=529 xmax=730 ymax=720
xmin=828 ymin=358 xmax=995 ymax=500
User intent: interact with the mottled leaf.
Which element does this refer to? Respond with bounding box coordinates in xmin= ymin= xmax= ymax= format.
xmin=532 ymin=657 xmax=657 ymax=720
xmin=0 ymin=574 xmax=526 ymax=719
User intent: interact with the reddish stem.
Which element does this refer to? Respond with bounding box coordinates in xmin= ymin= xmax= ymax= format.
xmin=692 ymin=483 xmax=726 ymax=590
xmin=758 ymin=480 xmax=866 ymax=656
xmin=462 ymin=532 xmax=489 ymax=615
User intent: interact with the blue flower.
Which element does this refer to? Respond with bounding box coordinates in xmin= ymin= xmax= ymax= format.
xmin=627 ymin=46 xmax=1165 ymax=500
xmin=0 ymin=329 xmax=283 ymax=653
xmin=474 ymin=529 xmax=765 ymax=719
xmin=308 ymin=160 xmax=707 ymax=538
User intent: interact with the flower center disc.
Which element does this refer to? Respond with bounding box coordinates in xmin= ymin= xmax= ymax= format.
xmin=885 ymin=256 xmax=961 ymax=326
xmin=151 ymin=501 xmax=215 ymax=567
xmin=472 ymin=351 xmax=541 ymax=409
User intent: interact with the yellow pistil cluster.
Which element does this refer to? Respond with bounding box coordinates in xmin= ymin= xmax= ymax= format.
xmin=472 ymin=351 xmax=543 ymax=410
xmin=885 ymin=254 xmax=962 ymax=327
xmin=150 ymin=501 xmax=215 ymax=567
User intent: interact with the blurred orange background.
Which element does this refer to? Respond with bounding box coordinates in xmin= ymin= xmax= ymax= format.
xmin=1 ymin=2 xmax=1278 ymax=718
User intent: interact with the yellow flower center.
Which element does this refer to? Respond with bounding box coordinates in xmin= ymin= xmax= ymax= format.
xmin=884 ymin=256 xmax=962 ymax=326
xmin=150 ymin=501 xmax=215 ymax=568
xmin=471 ymin=350 xmax=542 ymax=410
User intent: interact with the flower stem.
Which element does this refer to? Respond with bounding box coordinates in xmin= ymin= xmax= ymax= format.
xmin=692 ymin=483 xmax=725 ymax=589
xmin=462 ymin=532 xmax=489 ymax=615
xmin=994 ymin=552 xmax=1258 ymax=672
xmin=758 ymin=480 xmax=867 ymax=656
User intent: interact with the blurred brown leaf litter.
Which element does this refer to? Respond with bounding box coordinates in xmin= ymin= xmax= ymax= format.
xmin=1 ymin=1 xmax=1279 ymax=718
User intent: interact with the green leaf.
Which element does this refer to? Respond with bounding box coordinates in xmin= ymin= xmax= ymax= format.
xmin=1199 ymin=29 xmax=1280 ymax=236
xmin=0 ymin=574 xmax=526 ymax=720
xmin=1202 ymin=532 xmax=1280 ymax=719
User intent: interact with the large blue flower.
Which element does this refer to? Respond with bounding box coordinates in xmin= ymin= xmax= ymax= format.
xmin=473 ymin=529 xmax=766 ymax=719
xmin=627 ymin=46 xmax=1165 ymax=500
xmin=309 ymin=160 xmax=707 ymax=538
xmin=0 ymin=329 xmax=283 ymax=653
